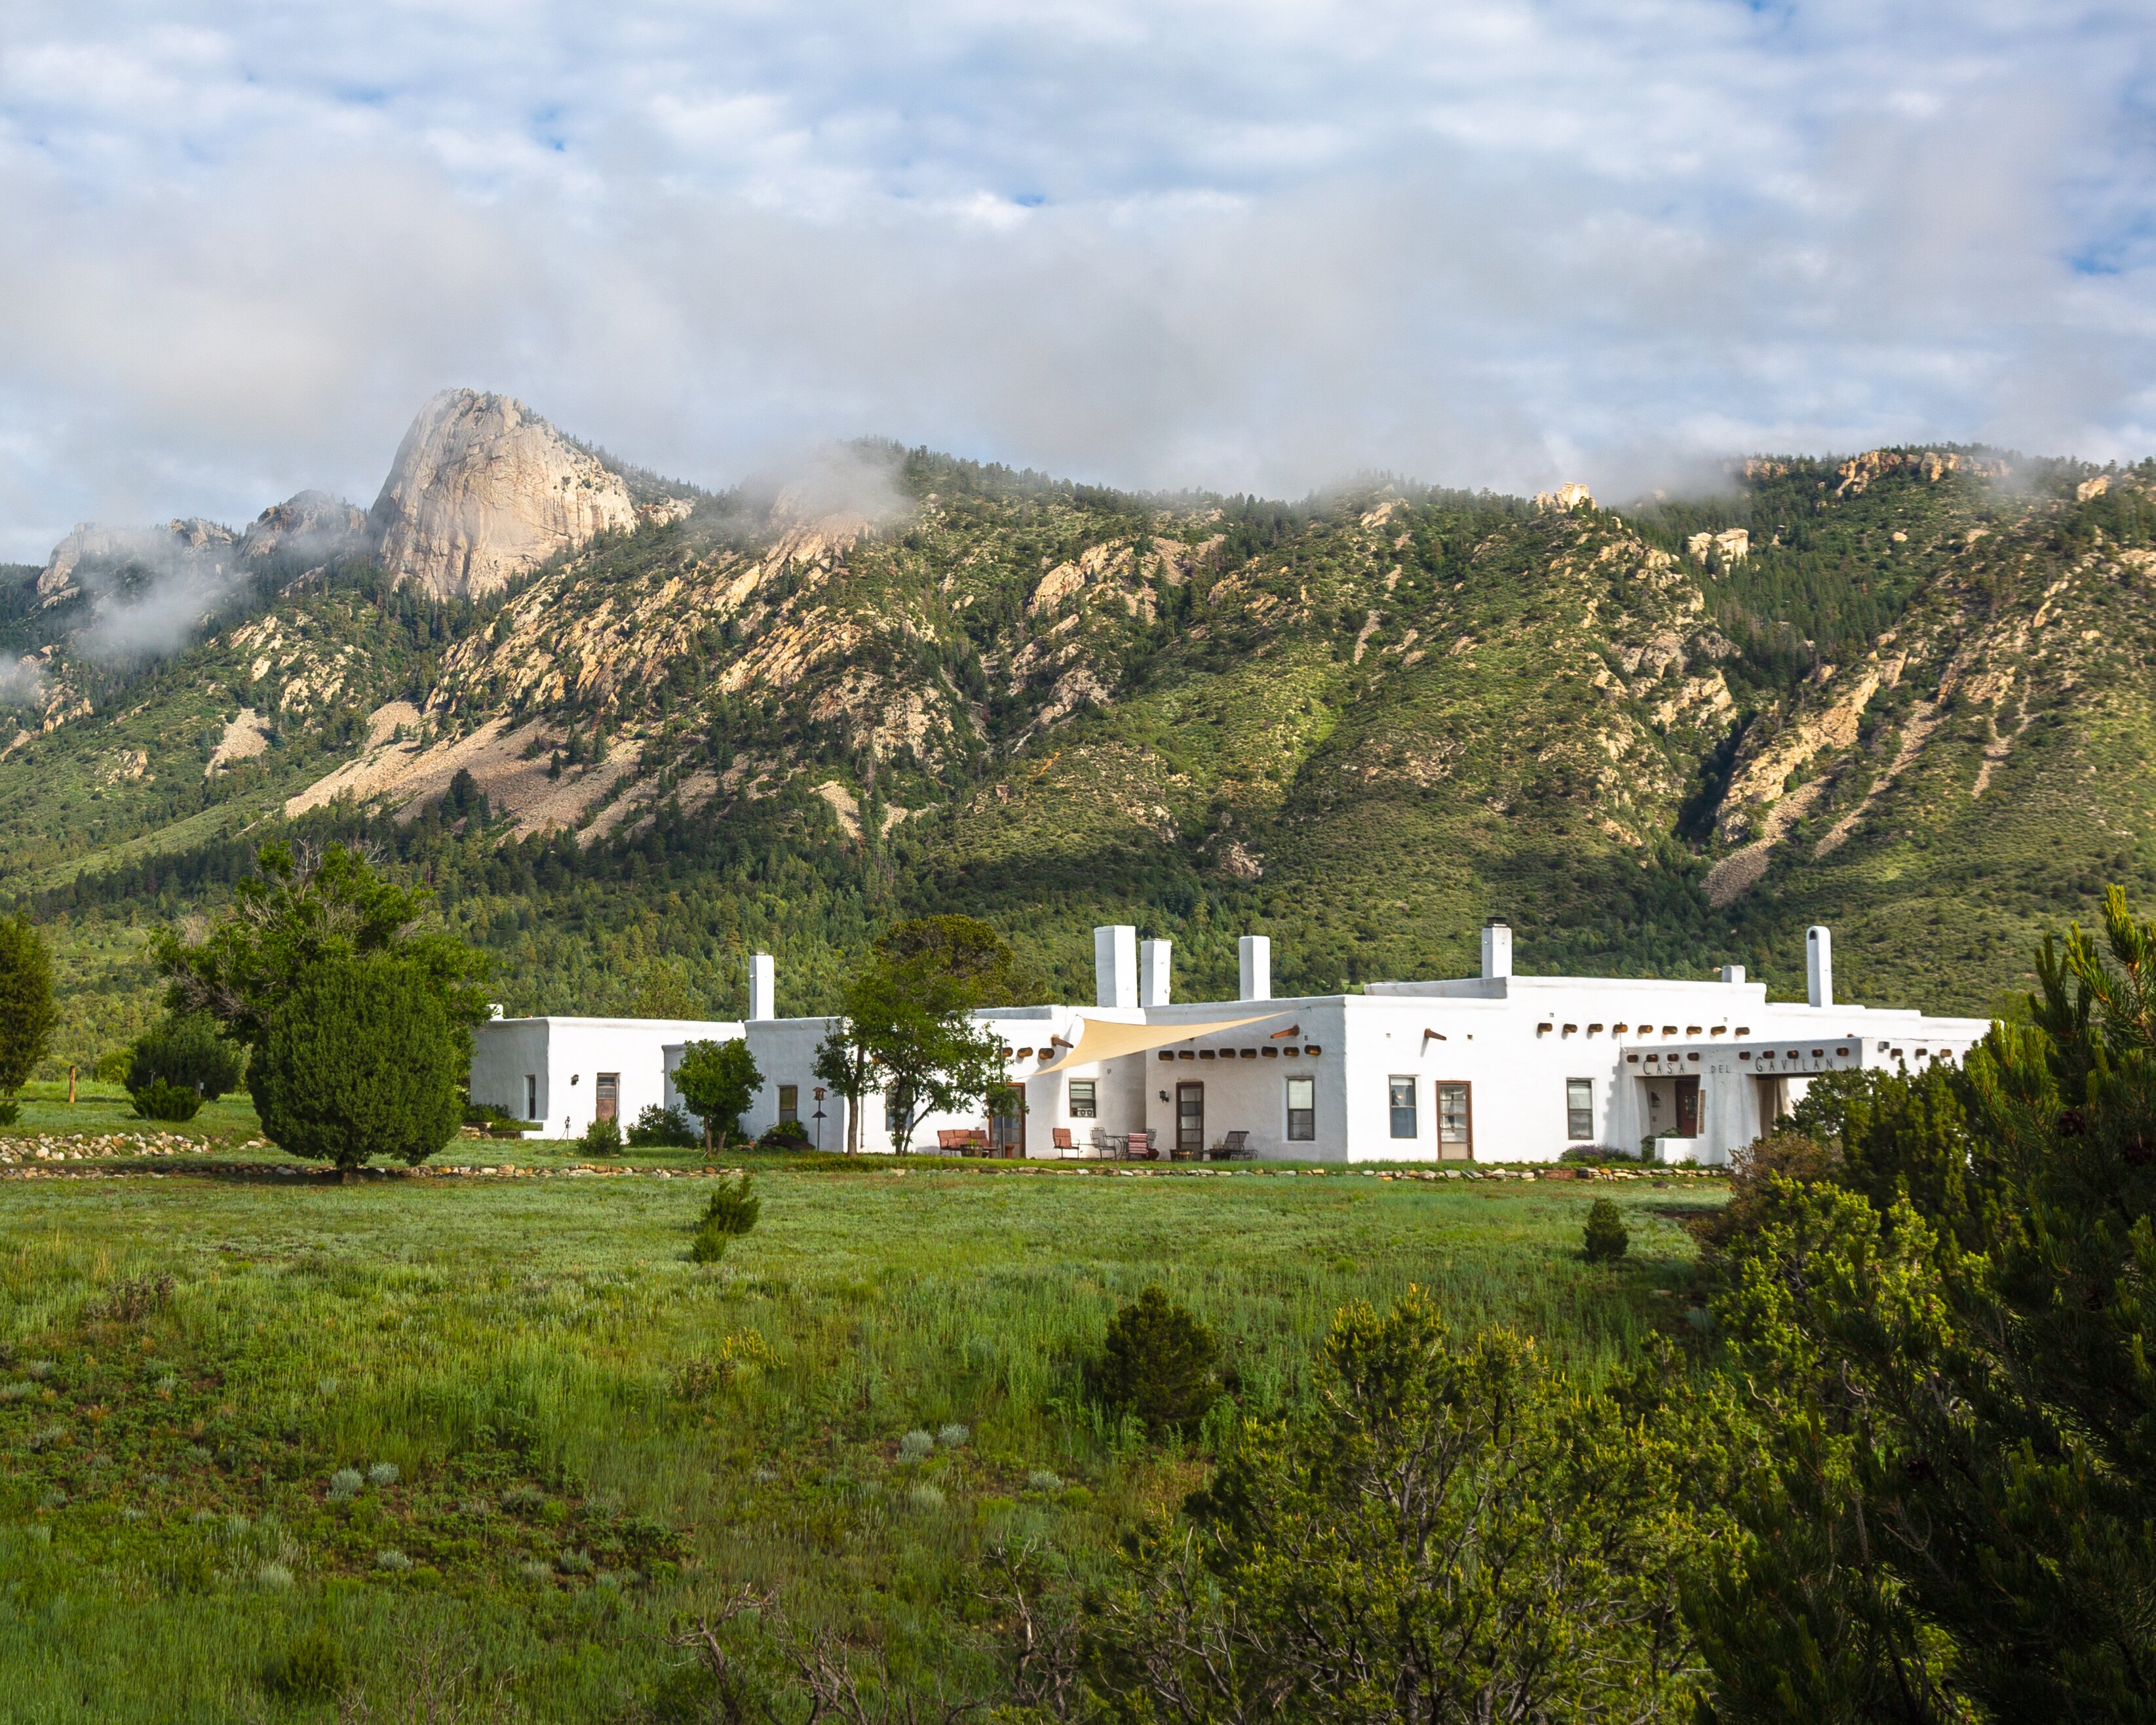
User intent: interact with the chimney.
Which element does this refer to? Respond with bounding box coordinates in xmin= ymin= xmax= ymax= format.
xmin=1806 ymin=927 xmax=1832 ymax=1009
xmin=1481 ymin=918 xmax=1512 ymax=980
xmin=488 ymin=1003 xmax=505 ymax=1020
xmin=748 ymin=952 xmax=776 ymax=1021
xmin=1720 ymin=964 xmax=1746 ymax=984
xmin=1239 ymin=934 xmax=1272 ymax=1003
xmin=1140 ymin=939 xmax=1172 ymax=1007
xmin=1094 ymin=925 xmax=1137 ymax=1009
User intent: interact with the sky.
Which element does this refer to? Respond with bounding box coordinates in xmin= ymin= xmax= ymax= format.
xmin=0 ymin=0 xmax=2151 ymax=561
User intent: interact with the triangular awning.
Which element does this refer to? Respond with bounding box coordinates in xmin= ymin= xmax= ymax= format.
xmin=1032 ymin=1013 xmax=1282 ymax=1075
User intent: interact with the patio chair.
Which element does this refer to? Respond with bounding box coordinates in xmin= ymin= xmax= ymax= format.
xmin=1125 ymin=1130 xmax=1156 ymax=1161
xmin=1210 ymin=1130 xmax=1250 ymax=1161
xmin=1052 ymin=1127 xmax=1077 ymax=1157
xmin=1090 ymin=1129 xmax=1117 ymax=1159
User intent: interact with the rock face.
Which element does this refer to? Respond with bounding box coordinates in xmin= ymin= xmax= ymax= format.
xmin=37 ymin=519 xmax=237 ymax=604
xmin=1533 ymin=482 xmax=1595 ymax=513
xmin=1686 ymin=528 xmax=1750 ymax=565
xmin=239 ymin=491 xmax=370 ymax=568
xmin=370 ymin=391 xmax=639 ymax=600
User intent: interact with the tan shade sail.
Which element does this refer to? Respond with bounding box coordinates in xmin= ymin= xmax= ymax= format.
xmin=1032 ymin=1012 xmax=1282 ymax=1074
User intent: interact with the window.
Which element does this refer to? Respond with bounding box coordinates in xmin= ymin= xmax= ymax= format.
xmin=779 ymin=1085 xmax=799 ymax=1125
xmin=1566 ymin=1078 xmax=1594 ymax=1141
xmin=1389 ymin=1077 xmax=1417 ymax=1140
xmin=524 ymin=1074 xmax=537 ymax=1121
xmin=1068 ymin=1079 xmax=1098 ymax=1119
xmin=1286 ymin=1075 xmax=1315 ymax=1141
xmin=1438 ymin=1083 xmax=1472 ymax=1158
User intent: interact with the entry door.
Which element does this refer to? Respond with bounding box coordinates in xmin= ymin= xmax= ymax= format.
xmin=991 ymin=1083 xmax=1026 ymax=1159
xmin=1176 ymin=1082 xmax=1204 ymax=1155
xmin=1674 ymin=1076 xmax=1700 ymax=1137
xmin=596 ymin=1073 xmax=619 ymax=1122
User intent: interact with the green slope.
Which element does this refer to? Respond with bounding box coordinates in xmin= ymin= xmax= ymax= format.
xmin=5 ymin=444 xmax=2153 ymax=1070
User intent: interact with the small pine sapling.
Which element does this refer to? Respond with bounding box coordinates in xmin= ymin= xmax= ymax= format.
xmin=1087 ymin=1285 xmax=1220 ymax=1435
xmin=1583 ymin=1197 xmax=1629 ymax=1262
xmin=689 ymin=1175 xmax=758 ymax=1262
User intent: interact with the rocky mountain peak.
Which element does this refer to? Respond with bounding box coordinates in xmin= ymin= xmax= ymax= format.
xmin=238 ymin=490 xmax=369 ymax=568
xmin=369 ymin=389 xmax=638 ymax=600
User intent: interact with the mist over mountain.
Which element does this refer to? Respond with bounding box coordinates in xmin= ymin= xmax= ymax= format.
xmin=1 ymin=391 xmax=2151 ymax=1068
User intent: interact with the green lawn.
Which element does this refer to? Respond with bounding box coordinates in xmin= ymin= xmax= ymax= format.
xmin=0 ymin=1159 xmax=1721 ymax=1720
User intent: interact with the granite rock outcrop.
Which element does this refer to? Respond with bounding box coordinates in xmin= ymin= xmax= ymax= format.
xmin=369 ymin=390 xmax=640 ymax=600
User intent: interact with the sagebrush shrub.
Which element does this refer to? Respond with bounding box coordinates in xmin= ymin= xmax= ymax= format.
xmin=1088 ymin=1286 xmax=1221 ymax=1434
xmin=326 ymin=1467 xmax=362 ymax=1502
xmin=898 ymin=1429 xmax=934 ymax=1462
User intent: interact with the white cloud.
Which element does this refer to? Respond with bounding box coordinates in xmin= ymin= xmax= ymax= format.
xmin=0 ymin=0 xmax=2149 ymax=560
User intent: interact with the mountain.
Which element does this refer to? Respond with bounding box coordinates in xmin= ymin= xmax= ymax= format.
xmin=1 ymin=397 xmax=2151 ymax=1071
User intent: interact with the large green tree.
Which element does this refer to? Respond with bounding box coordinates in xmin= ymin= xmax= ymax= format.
xmin=672 ymin=1038 xmax=764 ymax=1151
xmin=161 ymin=842 xmax=488 ymax=1167
xmin=813 ymin=915 xmax=1017 ymax=1154
xmin=159 ymin=840 xmax=488 ymax=1056
xmin=1694 ymin=887 xmax=2156 ymax=1722
xmin=248 ymin=954 xmax=466 ymax=1173
xmin=0 ymin=914 xmax=56 ymax=1123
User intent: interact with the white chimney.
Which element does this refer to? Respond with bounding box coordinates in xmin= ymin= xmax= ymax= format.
xmin=1806 ymin=927 xmax=1832 ymax=1009
xmin=1140 ymin=939 xmax=1172 ymax=1007
xmin=1481 ymin=918 xmax=1512 ymax=980
xmin=488 ymin=1002 xmax=505 ymax=1020
xmin=748 ymin=952 xmax=776 ymax=1021
xmin=1094 ymin=925 xmax=1137 ymax=1009
xmin=1721 ymin=964 xmax=1746 ymax=984
xmin=1239 ymin=934 xmax=1272 ymax=1003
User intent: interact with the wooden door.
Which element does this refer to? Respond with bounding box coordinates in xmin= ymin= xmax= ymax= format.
xmin=1176 ymin=1081 xmax=1204 ymax=1156
xmin=1674 ymin=1076 xmax=1700 ymax=1137
xmin=991 ymin=1083 xmax=1026 ymax=1158
xmin=596 ymin=1073 xmax=619 ymax=1122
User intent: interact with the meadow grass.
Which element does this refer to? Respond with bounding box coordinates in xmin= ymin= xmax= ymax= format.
xmin=0 ymin=1159 xmax=1721 ymax=1720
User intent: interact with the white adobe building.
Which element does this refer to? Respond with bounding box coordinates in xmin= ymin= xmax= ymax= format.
xmin=469 ymin=923 xmax=1989 ymax=1165
xmin=468 ymin=1013 xmax=745 ymax=1140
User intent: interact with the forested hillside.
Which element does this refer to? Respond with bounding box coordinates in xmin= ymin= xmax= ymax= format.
xmin=4 ymin=426 xmax=2151 ymax=1072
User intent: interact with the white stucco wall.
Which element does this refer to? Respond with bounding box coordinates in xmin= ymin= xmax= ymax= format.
xmin=471 ymin=1017 xmax=744 ymax=1140
xmin=470 ymin=961 xmax=1988 ymax=1165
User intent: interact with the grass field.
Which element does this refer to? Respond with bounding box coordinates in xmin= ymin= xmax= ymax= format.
xmin=0 ymin=1153 xmax=1723 ymax=1721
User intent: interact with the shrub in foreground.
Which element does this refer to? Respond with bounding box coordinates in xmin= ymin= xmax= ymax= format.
xmin=130 ymin=1078 xmax=203 ymax=1123
xmin=628 ymin=1102 xmax=699 ymax=1147
xmin=126 ymin=1011 xmax=244 ymax=1102
xmin=579 ymin=1115 xmax=623 ymax=1157
xmin=1087 ymin=1285 xmax=1219 ymax=1435
xmin=755 ymin=1119 xmax=813 ymax=1152
xmin=1093 ymin=1290 xmax=1706 ymax=1720
xmin=700 ymin=1177 xmax=760 ymax=1236
xmin=1583 ymin=1196 xmax=1629 ymax=1262
xmin=250 ymin=954 xmax=463 ymax=1172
